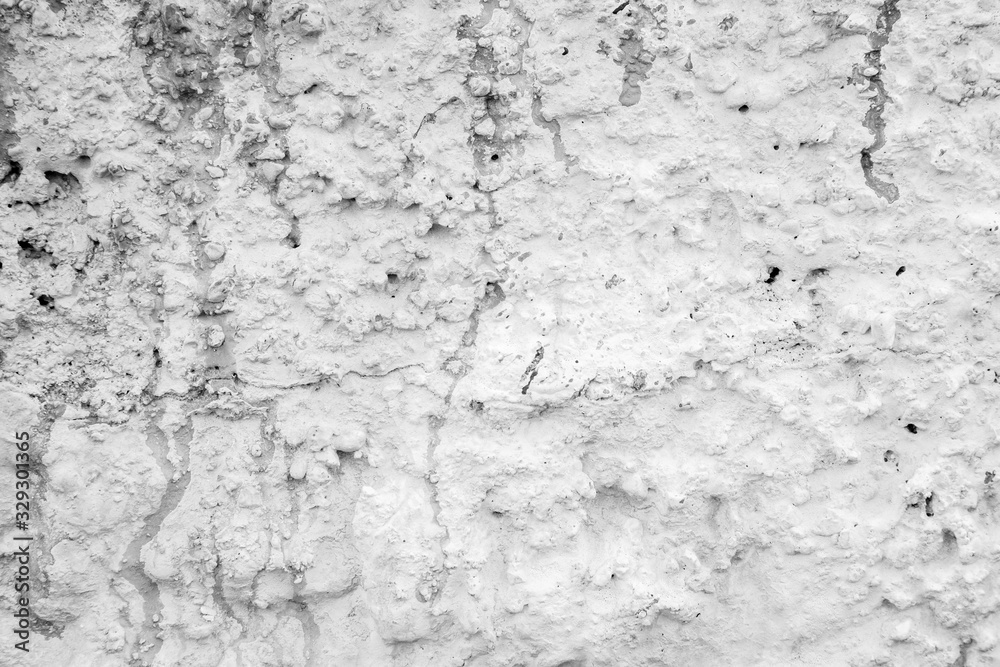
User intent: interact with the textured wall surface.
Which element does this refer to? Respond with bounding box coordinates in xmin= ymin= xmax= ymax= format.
xmin=1 ymin=0 xmax=1000 ymax=665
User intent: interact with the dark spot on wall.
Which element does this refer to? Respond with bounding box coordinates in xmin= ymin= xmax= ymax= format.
xmin=18 ymin=238 xmax=51 ymax=260
xmin=425 ymin=222 xmax=450 ymax=237
xmin=941 ymin=528 xmax=957 ymax=552
xmin=0 ymin=160 xmax=21 ymax=185
xmin=44 ymin=170 xmax=81 ymax=196
xmin=483 ymin=281 xmax=506 ymax=309
xmin=738 ymin=104 xmax=749 ymax=113
xmin=905 ymin=423 xmax=918 ymax=434
xmin=764 ymin=267 xmax=780 ymax=284
xmin=37 ymin=294 xmax=54 ymax=308
xmin=282 ymin=221 xmax=301 ymax=249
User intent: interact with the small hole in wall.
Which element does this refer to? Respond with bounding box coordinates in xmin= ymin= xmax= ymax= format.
xmin=562 ymin=47 xmax=569 ymax=55
xmin=303 ymin=84 xmax=318 ymax=94
xmin=738 ymin=104 xmax=749 ymax=113
xmin=77 ymin=155 xmax=91 ymax=166
xmin=905 ymin=423 xmax=918 ymax=434
xmin=37 ymin=294 xmax=54 ymax=308
xmin=764 ymin=266 xmax=780 ymax=284
xmin=386 ymin=273 xmax=399 ymax=284
xmin=490 ymin=153 xmax=499 ymax=161
xmin=896 ymin=266 xmax=906 ymax=276
xmin=773 ymin=145 xmax=779 ymax=150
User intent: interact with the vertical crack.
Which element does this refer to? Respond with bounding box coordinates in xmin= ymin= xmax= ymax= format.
xmin=0 ymin=24 xmax=21 ymax=185
xmin=458 ymin=0 xmax=533 ymax=191
xmin=614 ymin=4 xmax=656 ymax=106
xmin=425 ymin=414 xmax=449 ymax=565
xmin=531 ymin=95 xmax=576 ymax=165
xmin=120 ymin=413 xmax=193 ymax=663
xmin=26 ymin=403 xmax=60 ymax=639
xmin=520 ymin=345 xmax=545 ymax=394
xmin=859 ymin=0 xmax=901 ymax=202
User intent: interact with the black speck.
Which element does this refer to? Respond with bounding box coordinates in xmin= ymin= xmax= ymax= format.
xmin=905 ymin=423 xmax=918 ymax=434
xmin=738 ymin=104 xmax=749 ymax=113
xmin=895 ymin=266 xmax=905 ymax=276
xmin=764 ymin=266 xmax=780 ymax=284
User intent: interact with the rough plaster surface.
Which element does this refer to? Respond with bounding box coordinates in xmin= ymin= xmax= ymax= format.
xmin=1 ymin=0 xmax=1000 ymax=665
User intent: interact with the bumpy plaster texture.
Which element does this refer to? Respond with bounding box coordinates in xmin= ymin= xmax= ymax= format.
xmin=1 ymin=0 xmax=1000 ymax=665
